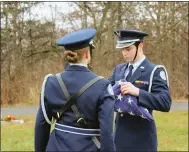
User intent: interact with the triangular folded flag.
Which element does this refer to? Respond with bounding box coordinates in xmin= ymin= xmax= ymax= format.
xmin=113 ymin=79 xmax=154 ymax=121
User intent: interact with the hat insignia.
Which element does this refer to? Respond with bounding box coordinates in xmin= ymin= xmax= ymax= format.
xmin=116 ymin=31 xmax=121 ymax=37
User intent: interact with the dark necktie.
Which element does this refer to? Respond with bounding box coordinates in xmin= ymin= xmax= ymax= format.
xmin=126 ymin=65 xmax=133 ymax=82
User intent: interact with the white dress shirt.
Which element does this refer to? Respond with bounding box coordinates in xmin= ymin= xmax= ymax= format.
xmin=124 ymin=56 xmax=146 ymax=78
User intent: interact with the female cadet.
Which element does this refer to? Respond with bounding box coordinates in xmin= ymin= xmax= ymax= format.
xmin=109 ymin=29 xmax=172 ymax=151
xmin=35 ymin=28 xmax=116 ymax=152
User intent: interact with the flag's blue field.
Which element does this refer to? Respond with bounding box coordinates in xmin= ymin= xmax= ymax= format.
xmin=113 ymin=79 xmax=153 ymax=121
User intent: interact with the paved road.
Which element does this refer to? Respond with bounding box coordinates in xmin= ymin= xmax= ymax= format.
xmin=1 ymin=102 xmax=188 ymax=116
xmin=170 ymin=102 xmax=188 ymax=111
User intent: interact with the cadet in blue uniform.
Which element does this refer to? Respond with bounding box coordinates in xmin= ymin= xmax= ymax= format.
xmin=109 ymin=29 xmax=172 ymax=151
xmin=35 ymin=28 xmax=116 ymax=152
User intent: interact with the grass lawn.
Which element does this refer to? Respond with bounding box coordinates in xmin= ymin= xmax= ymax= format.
xmin=155 ymin=110 xmax=188 ymax=151
xmin=1 ymin=111 xmax=188 ymax=151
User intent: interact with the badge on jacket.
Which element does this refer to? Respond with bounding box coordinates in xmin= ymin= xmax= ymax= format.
xmin=160 ymin=71 xmax=167 ymax=80
xmin=107 ymin=84 xmax=114 ymax=96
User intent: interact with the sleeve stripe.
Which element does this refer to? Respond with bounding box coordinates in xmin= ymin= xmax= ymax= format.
xmin=41 ymin=74 xmax=55 ymax=125
xmin=148 ymin=65 xmax=169 ymax=93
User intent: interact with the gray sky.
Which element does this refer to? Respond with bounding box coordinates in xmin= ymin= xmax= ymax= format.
xmin=0 ymin=2 xmax=74 ymax=29
xmin=30 ymin=2 xmax=77 ymax=29
xmin=32 ymin=2 xmax=73 ymax=18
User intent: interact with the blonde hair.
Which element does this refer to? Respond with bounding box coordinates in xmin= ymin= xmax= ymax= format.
xmin=64 ymin=47 xmax=88 ymax=63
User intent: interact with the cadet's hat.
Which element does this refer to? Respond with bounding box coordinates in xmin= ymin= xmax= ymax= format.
xmin=56 ymin=28 xmax=96 ymax=51
xmin=114 ymin=29 xmax=148 ymax=49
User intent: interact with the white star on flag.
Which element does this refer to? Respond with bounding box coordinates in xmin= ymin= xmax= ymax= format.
xmin=127 ymin=96 xmax=133 ymax=104
xmin=140 ymin=114 xmax=146 ymax=119
xmin=144 ymin=108 xmax=149 ymax=113
xmin=117 ymin=93 xmax=123 ymax=101
xmin=117 ymin=108 xmax=123 ymax=113
xmin=129 ymin=111 xmax=135 ymax=116
xmin=117 ymin=80 xmax=123 ymax=86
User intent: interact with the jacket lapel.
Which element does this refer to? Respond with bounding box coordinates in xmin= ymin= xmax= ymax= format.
xmin=130 ymin=58 xmax=149 ymax=84
xmin=121 ymin=63 xmax=128 ymax=79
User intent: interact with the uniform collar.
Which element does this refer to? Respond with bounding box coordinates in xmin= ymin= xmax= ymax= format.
xmin=69 ymin=63 xmax=88 ymax=67
xmin=128 ymin=56 xmax=146 ymax=69
xmin=66 ymin=64 xmax=90 ymax=72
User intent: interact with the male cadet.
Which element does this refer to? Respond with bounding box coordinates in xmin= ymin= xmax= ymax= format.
xmin=109 ymin=29 xmax=172 ymax=151
xmin=35 ymin=28 xmax=115 ymax=152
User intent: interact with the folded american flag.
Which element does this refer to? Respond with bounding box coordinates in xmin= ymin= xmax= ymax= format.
xmin=113 ymin=79 xmax=154 ymax=121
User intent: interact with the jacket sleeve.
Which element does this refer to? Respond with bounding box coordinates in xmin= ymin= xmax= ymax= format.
xmin=108 ymin=67 xmax=116 ymax=86
xmin=98 ymin=82 xmax=116 ymax=152
xmin=35 ymin=75 xmax=54 ymax=152
xmin=138 ymin=67 xmax=172 ymax=112
xmin=34 ymin=97 xmax=52 ymax=152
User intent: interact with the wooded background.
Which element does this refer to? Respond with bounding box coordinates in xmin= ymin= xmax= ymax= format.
xmin=1 ymin=2 xmax=188 ymax=105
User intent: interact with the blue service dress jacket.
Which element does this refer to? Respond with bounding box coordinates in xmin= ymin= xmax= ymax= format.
xmin=109 ymin=58 xmax=172 ymax=151
xmin=35 ymin=65 xmax=116 ymax=152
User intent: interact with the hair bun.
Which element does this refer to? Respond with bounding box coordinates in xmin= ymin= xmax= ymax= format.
xmin=64 ymin=51 xmax=79 ymax=63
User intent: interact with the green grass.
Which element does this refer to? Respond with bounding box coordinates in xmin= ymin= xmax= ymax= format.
xmin=154 ymin=110 xmax=188 ymax=151
xmin=1 ymin=111 xmax=188 ymax=151
xmin=1 ymin=115 xmax=35 ymax=151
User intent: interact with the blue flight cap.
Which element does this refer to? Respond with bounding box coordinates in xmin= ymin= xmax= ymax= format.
xmin=114 ymin=29 xmax=148 ymax=48
xmin=56 ymin=28 xmax=96 ymax=51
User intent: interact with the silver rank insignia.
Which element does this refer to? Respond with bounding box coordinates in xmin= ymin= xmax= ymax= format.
xmin=115 ymin=31 xmax=121 ymax=37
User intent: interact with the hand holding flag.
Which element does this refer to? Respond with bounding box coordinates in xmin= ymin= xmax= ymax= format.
xmin=113 ymin=79 xmax=154 ymax=121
